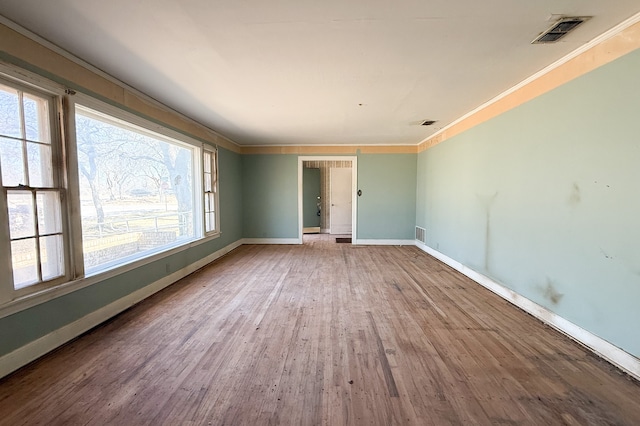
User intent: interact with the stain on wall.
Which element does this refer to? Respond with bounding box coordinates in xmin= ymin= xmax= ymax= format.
xmin=568 ymin=183 xmax=581 ymax=206
xmin=477 ymin=192 xmax=498 ymax=272
xmin=539 ymin=279 xmax=564 ymax=305
xmin=415 ymin=49 xmax=640 ymax=358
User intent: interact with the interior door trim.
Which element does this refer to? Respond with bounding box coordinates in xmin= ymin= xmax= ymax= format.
xmin=297 ymin=156 xmax=357 ymax=244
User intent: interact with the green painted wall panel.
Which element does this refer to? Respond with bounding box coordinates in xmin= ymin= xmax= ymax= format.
xmin=0 ymin=147 xmax=244 ymax=357
xmin=357 ymin=154 xmax=417 ymax=240
xmin=416 ymin=49 xmax=640 ymax=357
xmin=303 ymin=168 xmax=321 ymax=228
xmin=242 ymin=155 xmax=299 ymax=239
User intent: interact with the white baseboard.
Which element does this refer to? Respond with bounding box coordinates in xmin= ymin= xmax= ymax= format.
xmin=242 ymin=238 xmax=300 ymax=245
xmin=355 ymin=239 xmax=415 ymax=246
xmin=0 ymin=239 xmax=243 ymax=379
xmin=6 ymin=238 xmax=638 ymax=383
xmin=415 ymin=241 xmax=640 ymax=381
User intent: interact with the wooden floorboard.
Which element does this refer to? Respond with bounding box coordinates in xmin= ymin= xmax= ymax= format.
xmin=1 ymin=236 xmax=639 ymax=425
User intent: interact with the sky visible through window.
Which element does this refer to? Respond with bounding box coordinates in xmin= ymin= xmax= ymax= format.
xmin=0 ymin=82 xmax=63 ymax=289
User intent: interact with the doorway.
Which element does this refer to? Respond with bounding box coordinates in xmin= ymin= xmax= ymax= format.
xmin=297 ymin=156 xmax=357 ymax=244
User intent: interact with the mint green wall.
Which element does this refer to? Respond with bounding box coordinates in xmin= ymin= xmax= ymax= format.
xmin=0 ymin=147 xmax=244 ymax=357
xmin=416 ymin=49 xmax=640 ymax=357
xmin=357 ymin=154 xmax=417 ymax=240
xmin=1 ymin=148 xmax=419 ymax=360
xmin=242 ymin=155 xmax=299 ymax=239
xmin=303 ymin=168 xmax=321 ymax=228
xmin=241 ymin=153 xmax=418 ymax=240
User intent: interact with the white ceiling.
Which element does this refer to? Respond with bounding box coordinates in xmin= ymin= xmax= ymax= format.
xmin=1 ymin=1 xmax=640 ymax=146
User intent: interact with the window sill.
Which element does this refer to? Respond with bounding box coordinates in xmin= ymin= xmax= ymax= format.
xmin=0 ymin=232 xmax=221 ymax=320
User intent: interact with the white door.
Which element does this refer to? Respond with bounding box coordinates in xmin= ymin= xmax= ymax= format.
xmin=330 ymin=168 xmax=352 ymax=234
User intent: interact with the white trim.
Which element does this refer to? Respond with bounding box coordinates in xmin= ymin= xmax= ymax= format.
xmin=419 ymin=11 xmax=640 ymax=147
xmin=74 ymin=96 xmax=204 ymax=150
xmin=0 ymin=69 xmax=220 ymax=320
xmin=0 ymin=71 xmax=73 ymax=301
xmin=242 ymin=238 xmax=300 ymax=245
xmin=297 ymin=156 xmax=358 ymax=245
xmin=0 ymin=90 xmax=228 ymax=318
xmin=203 ymin=147 xmax=221 ymax=237
xmin=0 ymin=229 xmax=221 ymax=320
xmin=0 ymin=238 xmax=242 ymax=379
xmin=4 ymin=238 xmax=638 ymax=381
xmin=414 ymin=242 xmax=640 ymax=381
xmin=243 ymin=143 xmax=416 ymax=148
xmin=355 ymin=239 xmax=415 ymax=246
xmin=0 ymin=62 xmax=67 ymax=96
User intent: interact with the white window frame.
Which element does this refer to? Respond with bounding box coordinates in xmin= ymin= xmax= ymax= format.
xmin=203 ymin=146 xmax=220 ymax=236
xmin=0 ymin=61 xmax=221 ymax=316
xmin=0 ymin=72 xmax=71 ymax=303
xmin=69 ymin=95 xmax=204 ymax=277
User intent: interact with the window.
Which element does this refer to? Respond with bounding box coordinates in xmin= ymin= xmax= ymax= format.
xmin=0 ymin=67 xmax=218 ymax=307
xmin=74 ymin=105 xmax=200 ymax=275
xmin=203 ymin=147 xmax=219 ymax=234
xmin=0 ymin=78 xmax=67 ymax=292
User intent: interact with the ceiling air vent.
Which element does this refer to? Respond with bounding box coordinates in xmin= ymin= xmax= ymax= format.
xmin=421 ymin=120 xmax=437 ymax=126
xmin=532 ymin=17 xmax=591 ymax=44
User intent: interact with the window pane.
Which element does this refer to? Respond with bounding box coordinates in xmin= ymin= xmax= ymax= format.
xmin=12 ymin=238 xmax=38 ymax=289
xmin=40 ymin=234 xmax=64 ymax=281
xmin=27 ymin=142 xmax=54 ymax=187
xmin=8 ymin=191 xmax=35 ymax=239
xmin=37 ymin=191 xmax=62 ymax=234
xmin=23 ymin=93 xmax=50 ymax=143
xmin=0 ymin=136 xmax=25 ymax=186
xmin=204 ymin=172 xmax=212 ymax=192
xmin=206 ymin=212 xmax=215 ymax=232
xmin=76 ymin=106 xmax=196 ymax=274
xmin=203 ymin=149 xmax=217 ymax=234
xmin=203 ymin=152 xmax=211 ymax=173
xmin=0 ymin=84 xmax=21 ymax=138
xmin=1 ymin=77 xmax=66 ymax=290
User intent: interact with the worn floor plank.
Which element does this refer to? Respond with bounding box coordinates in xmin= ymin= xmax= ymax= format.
xmin=0 ymin=235 xmax=639 ymax=425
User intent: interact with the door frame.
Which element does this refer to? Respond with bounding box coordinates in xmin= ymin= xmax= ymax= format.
xmin=297 ymin=156 xmax=357 ymax=244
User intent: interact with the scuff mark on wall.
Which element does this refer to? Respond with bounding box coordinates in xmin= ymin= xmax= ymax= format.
xmin=477 ymin=192 xmax=498 ymax=272
xmin=599 ymin=247 xmax=614 ymax=260
xmin=568 ymin=182 xmax=581 ymax=206
xmin=538 ymin=278 xmax=564 ymax=305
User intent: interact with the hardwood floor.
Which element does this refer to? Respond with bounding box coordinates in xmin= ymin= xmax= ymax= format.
xmin=1 ymin=237 xmax=639 ymax=425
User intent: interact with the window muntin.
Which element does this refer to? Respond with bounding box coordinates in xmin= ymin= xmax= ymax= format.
xmin=203 ymin=148 xmax=218 ymax=234
xmin=75 ymin=105 xmax=199 ymax=275
xmin=0 ymin=80 xmax=66 ymax=290
xmin=0 ymin=67 xmax=218 ymax=308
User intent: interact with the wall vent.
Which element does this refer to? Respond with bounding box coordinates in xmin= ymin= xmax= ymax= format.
xmin=415 ymin=226 xmax=426 ymax=244
xmin=532 ymin=17 xmax=591 ymax=44
xmin=421 ymin=120 xmax=437 ymax=126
